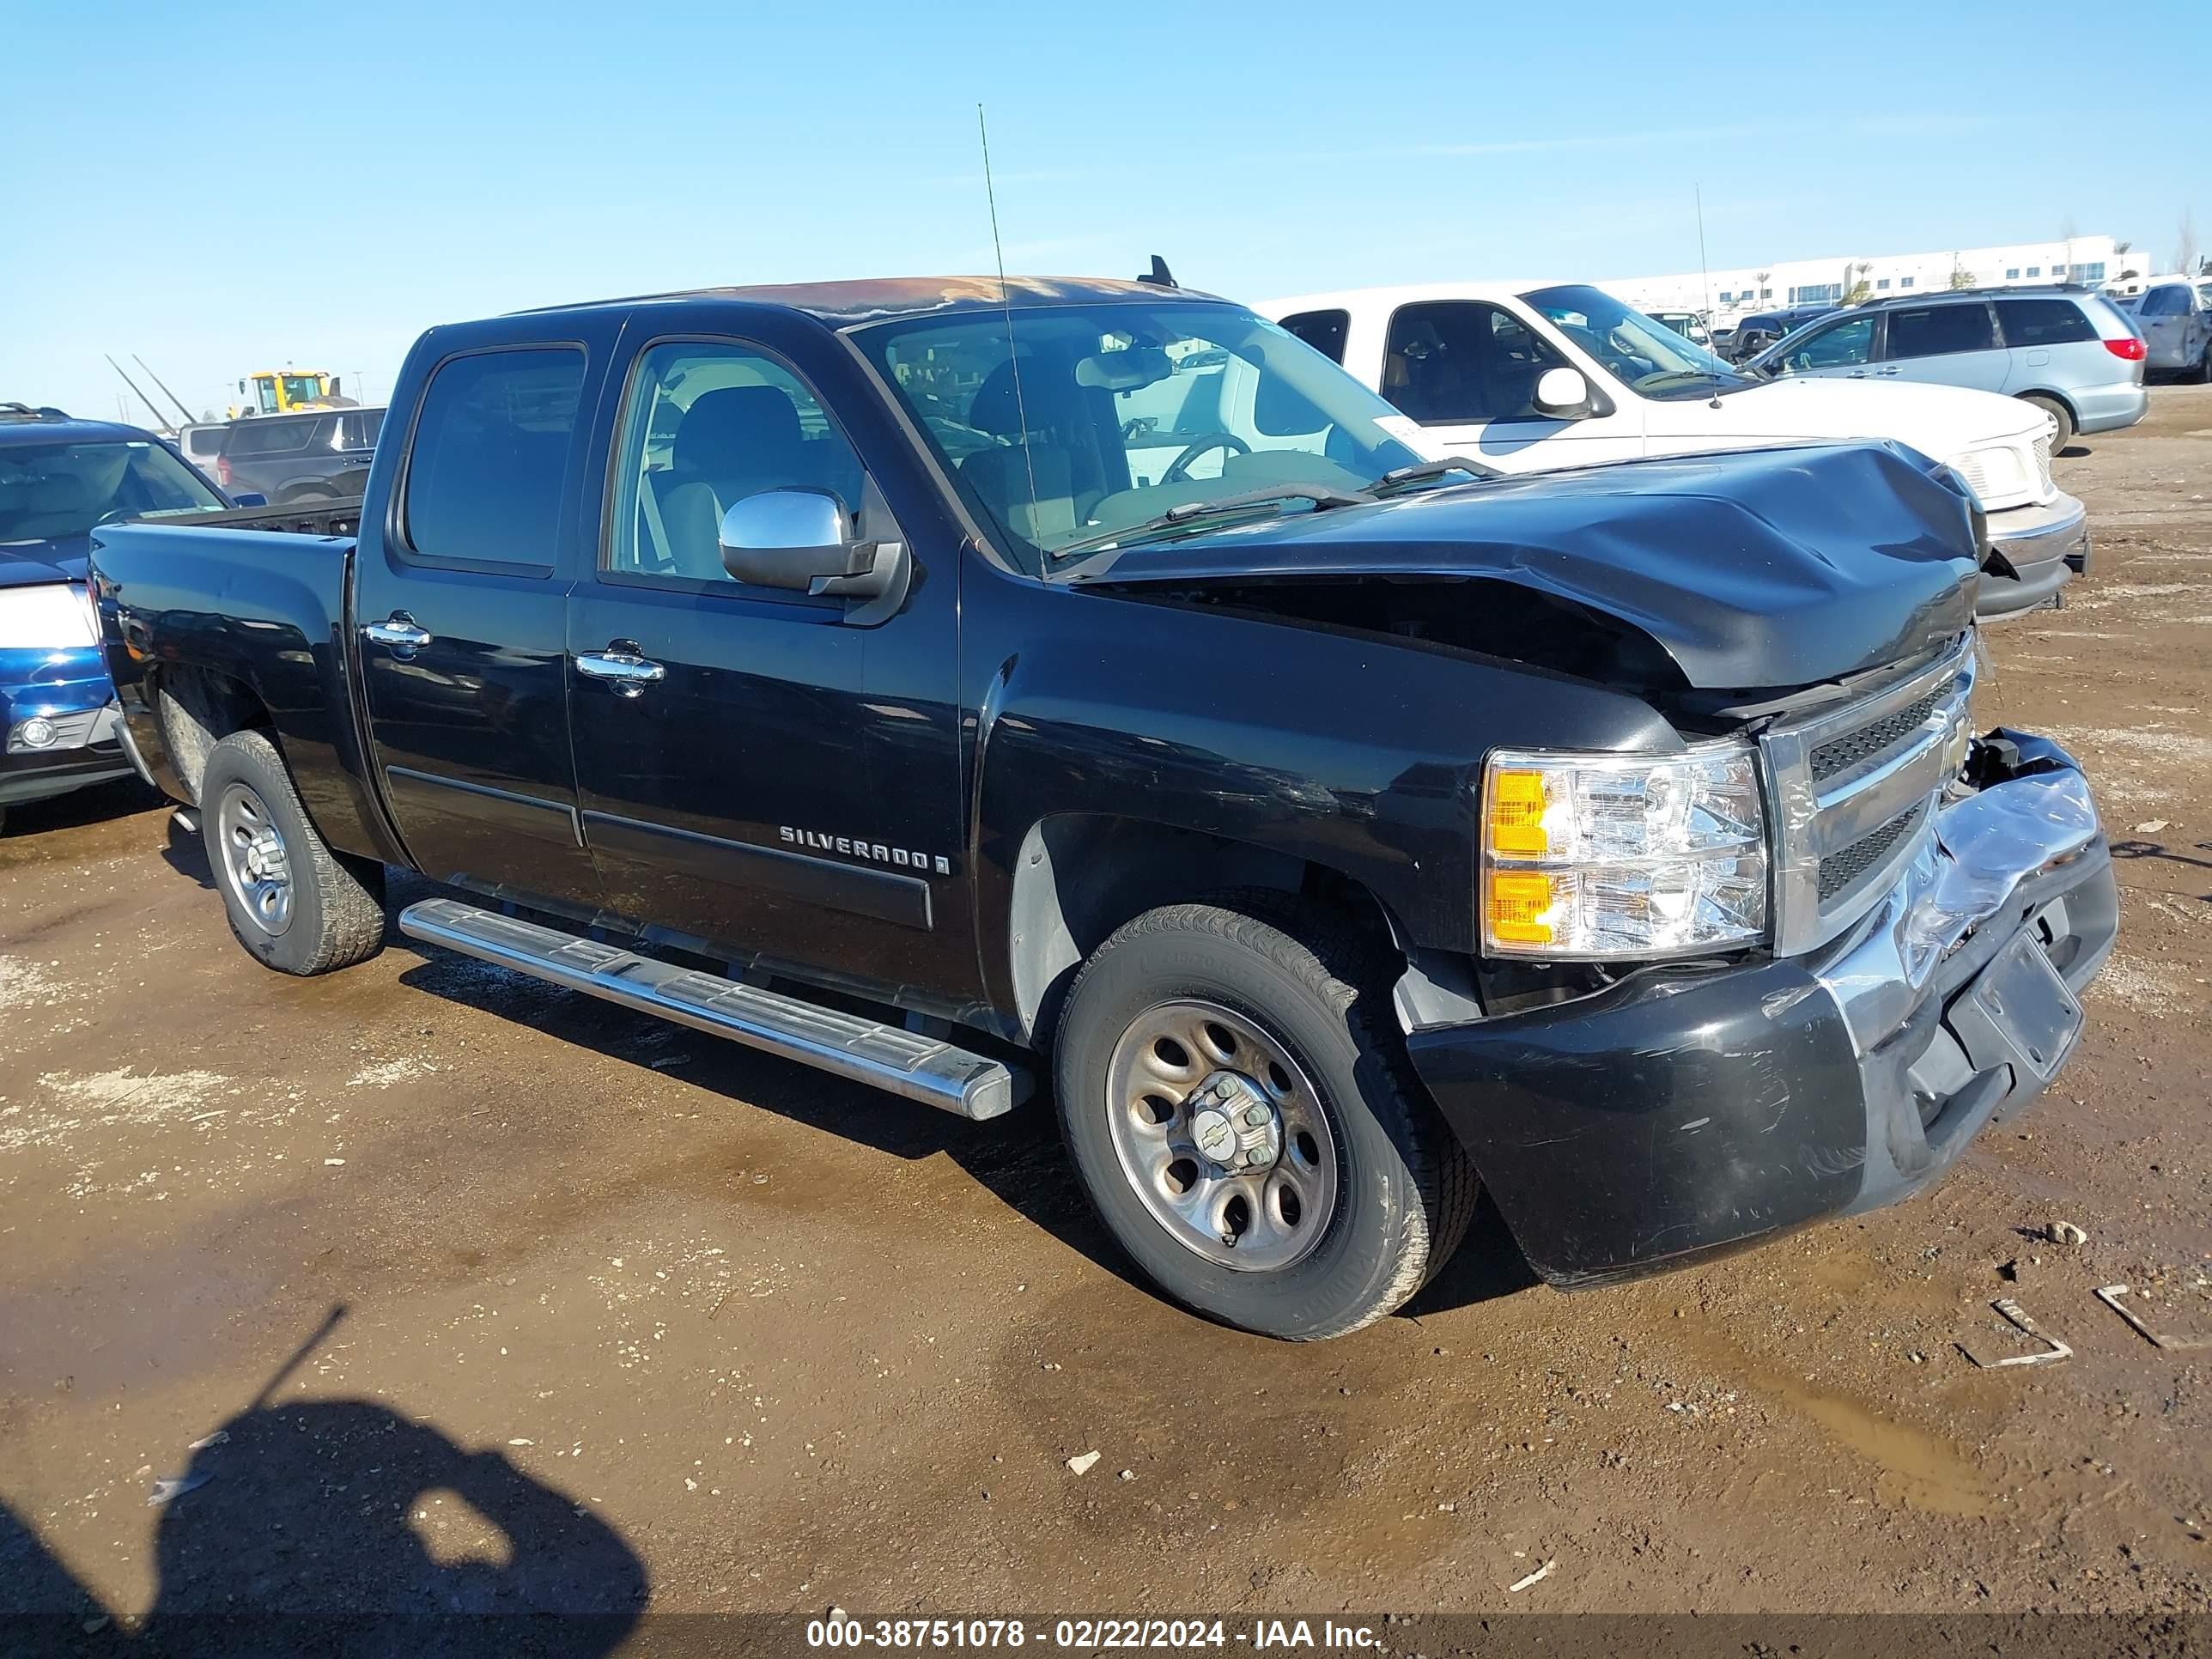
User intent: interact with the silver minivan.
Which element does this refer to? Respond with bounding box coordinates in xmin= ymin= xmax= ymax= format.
xmin=1748 ymin=289 xmax=2148 ymax=453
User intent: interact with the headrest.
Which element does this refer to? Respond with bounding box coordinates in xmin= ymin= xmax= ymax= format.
xmin=968 ymin=357 xmax=1064 ymax=438
xmin=673 ymin=385 xmax=802 ymax=473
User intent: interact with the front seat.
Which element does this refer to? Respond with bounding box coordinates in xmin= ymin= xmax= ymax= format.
xmin=654 ymin=385 xmax=809 ymax=578
xmin=957 ymin=359 xmax=1078 ymax=548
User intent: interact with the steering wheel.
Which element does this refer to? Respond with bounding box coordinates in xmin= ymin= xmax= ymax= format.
xmin=1160 ymin=433 xmax=1251 ymax=484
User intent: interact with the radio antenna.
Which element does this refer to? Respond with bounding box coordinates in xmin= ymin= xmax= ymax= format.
xmin=977 ymin=104 xmax=1041 ymax=543
xmin=1694 ymin=184 xmax=1722 ymax=407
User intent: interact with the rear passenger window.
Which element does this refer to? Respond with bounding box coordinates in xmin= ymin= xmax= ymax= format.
xmin=1886 ymin=304 xmax=1996 ymax=360
xmin=1995 ymin=300 xmax=2097 ymax=347
xmin=607 ymin=340 xmax=865 ymax=586
xmin=222 ymin=417 xmax=317 ymax=458
xmin=403 ymin=349 xmax=584 ymax=567
xmin=1278 ymin=309 xmax=1350 ymax=365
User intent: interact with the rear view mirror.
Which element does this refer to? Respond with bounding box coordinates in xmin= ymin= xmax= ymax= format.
xmin=1075 ymin=345 xmax=1172 ymax=392
xmin=1534 ymin=367 xmax=1596 ymax=419
xmin=720 ymin=488 xmax=887 ymax=597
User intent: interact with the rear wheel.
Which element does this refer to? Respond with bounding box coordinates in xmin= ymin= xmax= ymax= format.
xmin=2021 ymin=394 xmax=2074 ymax=458
xmin=1053 ymin=897 xmax=1478 ymax=1340
xmin=200 ymin=729 xmax=385 ymax=975
xmin=2197 ymin=345 xmax=2212 ymax=386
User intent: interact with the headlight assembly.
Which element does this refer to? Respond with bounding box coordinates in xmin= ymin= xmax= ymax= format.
xmin=1480 ymin=744 xmax=1769 ymax=960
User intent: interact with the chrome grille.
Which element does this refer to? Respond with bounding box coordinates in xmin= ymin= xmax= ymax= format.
xmin=1809 ymin=692 xmax=1943 ymax=783
xmin=1816 ymin=803 xmax=1926 ymax=902
xmin=2033 ymin=432 xmax=2054 ymax=494
xmin=1759 ymin=639 xmax=1976 ymax=956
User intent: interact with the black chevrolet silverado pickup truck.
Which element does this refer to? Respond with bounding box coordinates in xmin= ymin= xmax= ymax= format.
xmin=88 ymin=276 xmax=2117 ymax=1339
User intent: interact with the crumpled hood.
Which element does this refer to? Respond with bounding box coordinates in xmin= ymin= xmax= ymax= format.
xmin=0 ymin=534 xmax=92 ymax=589
xmin=1718 ymin=376 xmax=2043 ymax=458
xmin=1071 ymin=441 xmax=1980 ymax=692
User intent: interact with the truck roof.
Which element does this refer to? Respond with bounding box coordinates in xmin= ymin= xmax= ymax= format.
xmin=508 ymin=275 xmax=1213 ymax=325
xmin=0 ymin=411 xmax=167 ymax=447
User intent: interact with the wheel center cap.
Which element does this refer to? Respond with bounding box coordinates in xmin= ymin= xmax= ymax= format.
xmin=1186 ymin=1071 xmax=1282 ymax=1173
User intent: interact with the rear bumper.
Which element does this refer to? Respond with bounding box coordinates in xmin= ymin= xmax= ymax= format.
xmin=2069 ymin=382 xmax=2148 ymax=434
xmin=1407 ymin=731 xmax=2114 ymax=1287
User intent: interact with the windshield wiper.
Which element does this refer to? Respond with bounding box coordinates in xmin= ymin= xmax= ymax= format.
xmin=1049 ymin=483 xmax=1374 ymax=559
xmin=1363 ymin=455 xmax=1498 ymax=496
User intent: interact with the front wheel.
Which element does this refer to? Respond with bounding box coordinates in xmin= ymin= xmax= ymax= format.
xmin=200 ymin=728 xmax=386 ymax=975
xmin=1053 ymin=899 xmax=1478 ymax=1340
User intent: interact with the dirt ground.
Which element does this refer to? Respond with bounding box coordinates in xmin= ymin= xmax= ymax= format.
xmin=3 ymin=391 xmax=2209 ymax=1639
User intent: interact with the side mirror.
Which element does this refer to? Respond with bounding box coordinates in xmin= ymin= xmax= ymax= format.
xmin=719 ymin=487 xmax=889 ymax=596
xmin=230 ymin=491 xmax=268 ymax=507
xmin=1533 ymin=366 xmax=1596 ymax=419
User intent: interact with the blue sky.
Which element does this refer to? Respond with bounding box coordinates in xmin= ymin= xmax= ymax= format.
xmin=4 ymin=0 xmax=2204 ymax=422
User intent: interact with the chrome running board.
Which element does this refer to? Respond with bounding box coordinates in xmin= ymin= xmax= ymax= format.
xmin=398 ymin=897 xmax=1018 ymax=1121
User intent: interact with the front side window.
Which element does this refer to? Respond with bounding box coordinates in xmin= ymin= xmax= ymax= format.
xmin=857 ymin=301 xmax=1419 ymax=565
xmin=1277 ymin=308 xmax=1350 ymax=365
xmin=1382 ymin=301 xmax=1582 ymax=424
xmin=1772 ymin=315 xmax=1875 ymax=373
xmin=341 ymin=410 xmax=385 ymax=449
xmin=607 ymin=341 xmax=865 ymax=585
xmin=1996 ymin=299 xmax=2098 ymax=348
xmin=403 ymin=347 xmax=585 ymax=567
xmin=0 ymin=440 xmax=226 ymax=542
xmin=1886 ymin=304 xmax=1996 ymax=359
xmin=1520 ymin=285 xmax=1747 ymax=400
xmin=2138 ymin=285 xmax=2190 ymax=318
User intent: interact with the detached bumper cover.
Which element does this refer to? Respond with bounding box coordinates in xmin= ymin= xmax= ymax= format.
xmin=1408 ymin=732 xmax=2114 ymax=1286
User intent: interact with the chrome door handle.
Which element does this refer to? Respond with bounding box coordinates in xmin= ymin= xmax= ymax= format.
xmin=363 ymin=614 xmax=432 ymax=651
xmin=575 ymin=646 xmax=665 ymax=696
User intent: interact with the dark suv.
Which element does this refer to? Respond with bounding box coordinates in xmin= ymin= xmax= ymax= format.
xmin=216 ymin=407 xmax=384 ymax=503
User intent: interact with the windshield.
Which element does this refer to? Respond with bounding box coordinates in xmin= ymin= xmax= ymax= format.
xmin=855 ymin=301 xmax=1424 ymax=565
xmin=0 ymin=440 xmax=226 ymax=544
xmin=1519 ymin=284 xmax=1750 ymax=398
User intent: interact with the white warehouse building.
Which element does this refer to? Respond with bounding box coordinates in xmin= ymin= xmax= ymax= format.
xmin=1604 ymin=234 xmax=2146 ymax=325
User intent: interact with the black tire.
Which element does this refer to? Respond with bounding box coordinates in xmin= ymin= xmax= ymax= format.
xmin=199 ymin=728 xmax=385 ymax=975
xmin=2197 ymin=346 xmax=2212 ymax=386
xmin=1053 ymin=896 xmax=1478 ymax=1340
xmin=2023 ymin=394 xmax=2074 ymax=458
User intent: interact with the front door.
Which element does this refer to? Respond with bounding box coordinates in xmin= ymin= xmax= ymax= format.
xmin=1375 ymin=299 xmax=1644 ymax=471
xmin=355 ymin=340 xmax=606 ymax=910
xmin=566 ymin=330 xmax=966 ymax=996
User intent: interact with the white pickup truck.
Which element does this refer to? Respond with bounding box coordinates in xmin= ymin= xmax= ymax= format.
xmin=1260 ymin=283 xmax=2087 ymax=618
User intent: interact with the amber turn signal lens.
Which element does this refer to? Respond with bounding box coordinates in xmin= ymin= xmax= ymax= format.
xmin=1484 ymin=869 xmax=1557 ymax=945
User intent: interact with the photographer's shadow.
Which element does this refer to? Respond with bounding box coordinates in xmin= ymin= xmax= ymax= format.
xmin=3 ymin=1350 xmax=647 ymax=1657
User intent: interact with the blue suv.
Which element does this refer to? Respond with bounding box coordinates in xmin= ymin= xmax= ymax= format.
xmin=0 ymin=405 xmax=234 ymax=831
xmin=1747 ymin=287 xmax=2148 ymax=454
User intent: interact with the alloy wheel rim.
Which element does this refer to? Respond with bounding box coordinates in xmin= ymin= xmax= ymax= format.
xmin=215 ymin=781 xmax=294 ymax=937
xmin=1104 ymin=999 xmax=1338 ymax=1272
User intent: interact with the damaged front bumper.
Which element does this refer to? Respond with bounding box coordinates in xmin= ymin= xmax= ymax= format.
xmin=1407 ymin=730 xmax=2116 ymax=1287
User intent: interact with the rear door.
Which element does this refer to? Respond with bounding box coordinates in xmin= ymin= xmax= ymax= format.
xmin=354 ymin=323 xmax=620 ymax=911
xmin=1875 ymin=301 xmax=2007 ymax=392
